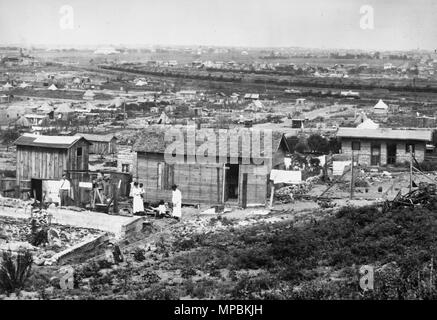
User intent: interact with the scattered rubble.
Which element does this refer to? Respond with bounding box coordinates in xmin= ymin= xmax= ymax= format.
xmin=383 ymin=182 xmax=437 ymax=212
xmin=0 ymin=216 xmax=104 ymax=266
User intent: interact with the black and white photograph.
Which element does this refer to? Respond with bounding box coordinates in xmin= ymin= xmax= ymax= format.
xmin=0 ymin=0 xmax=437 ymax=308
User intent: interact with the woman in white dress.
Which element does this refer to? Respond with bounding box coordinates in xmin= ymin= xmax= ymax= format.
xmin=171 ymin=185 xmax=182 ymax=220
xmin=132 ymin=182 xmax=144 ymax=214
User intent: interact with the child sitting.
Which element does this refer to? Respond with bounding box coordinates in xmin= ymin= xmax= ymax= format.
xmin=152 ymin=200 xmax=167 ymax=218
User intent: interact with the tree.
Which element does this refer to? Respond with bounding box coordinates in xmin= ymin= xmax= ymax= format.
xmin=1 ymin=128 xmax=20 ymax=150
xmin=328 ymin=137 xmax=341 ymax=154
xmin=307 ymin=134 xmax=329 ymax=154
xmin=294 ymin=141 xmax=309 ymax=154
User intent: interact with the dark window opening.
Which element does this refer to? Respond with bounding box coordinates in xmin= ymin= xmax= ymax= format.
xmin=352 ymin=141 xmax=361 ymax=151
xmin=77 ymin=147 xmax=83 ymax=157
xmin=406 ymin=143 xmax=415 ymax=153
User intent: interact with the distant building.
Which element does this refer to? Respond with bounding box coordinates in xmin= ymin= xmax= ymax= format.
xmin=373 ymin=99 xmax=389 ymax=114
xmin=177 ymin=90 xmax=197 ymax=100
xmin=244 ymin=93 xmax=260 ymax=100
xmin=245 ymin=100 xmax=264 ymax=112
xmin=340 ymin=90 xmax=360 ymax=97
xmin=83 ymin=90 xmax=95 ymax=100
xmin=337 ymin=128 xmax=432 ymax=166
xmin=291 ymin=119 xmax=306 ymax=129
xmin=94 ymin=47 xmax=120 ymax=55
xmin=295 ymin=98 xmax=306 ymax=105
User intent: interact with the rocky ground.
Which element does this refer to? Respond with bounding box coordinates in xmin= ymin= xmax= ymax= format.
xmin=0 ymin=216 xmax=103 ymax=267
xmin=0 ymin=195 xmax=376 ymax=300
xmin=1 ymin=170 xmax=436 ymax=300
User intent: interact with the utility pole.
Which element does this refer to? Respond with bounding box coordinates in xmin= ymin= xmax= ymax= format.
xmin=350 ymin=148 xmax=354 ymax=200
xmin=123 ymin=100 xmax=126 ymax=129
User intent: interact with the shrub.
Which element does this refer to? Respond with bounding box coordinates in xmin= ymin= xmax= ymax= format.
xmin=132 ymin=247 xmax=146 ymax=262
xmin=136 ymin=283 xmax=178 ymax=300
xmin=418 ymin=161 xmax=437 ymax=172
xmin=0 ymin=249 xmax=33 ymax=294
xmin=141 ymin=270 xmax=160 ymax=285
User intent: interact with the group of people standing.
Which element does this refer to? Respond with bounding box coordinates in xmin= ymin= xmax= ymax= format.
xmin=130 ymin=181 xmax=146 ymax=214
xmin=130 ymin=179 xmax=182 ymax=220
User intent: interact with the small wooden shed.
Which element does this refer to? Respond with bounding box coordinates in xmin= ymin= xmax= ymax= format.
xmin=75 ymin=133 xmax=117 ymax=155
xmin=14 ymin=134 xmax=90 ymax=201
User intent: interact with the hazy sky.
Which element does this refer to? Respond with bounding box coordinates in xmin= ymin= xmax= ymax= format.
xmin=0 ymin=0 xmax=436 ymax=50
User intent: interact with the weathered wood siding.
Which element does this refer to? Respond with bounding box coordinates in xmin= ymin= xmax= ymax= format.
xmin=239 ymin=164 xmax=269 ymax=206
xmin=67 ymin=140 xmax=89 ymax=171
xmin=137 ymin=152 xmax=223 ymax=204
xmin=17 ymin=140 xmax=89 ymax=185
xmin=16 ymin=146 xmax=68 ymax=182
xmin=89 ymin=139 xmax=117 ymax=154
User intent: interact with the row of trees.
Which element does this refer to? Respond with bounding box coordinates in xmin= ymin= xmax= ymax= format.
xmin=289 ymin=133 xmax=341 ymax=155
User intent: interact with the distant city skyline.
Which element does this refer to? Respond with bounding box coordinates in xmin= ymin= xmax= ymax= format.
xmin=0 ymin=0 xmax=436 ymax=51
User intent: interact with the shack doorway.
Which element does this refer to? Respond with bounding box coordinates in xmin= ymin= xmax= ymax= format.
xmin=31 ymin=179 xmax=43 ymax=202
xmin=387 ymin=143 xmax=397 ymax=165
xmin=371 ymin=143 xmax=381 ymax=166
xmin=225 ymin=164 xmax=239 ymax=202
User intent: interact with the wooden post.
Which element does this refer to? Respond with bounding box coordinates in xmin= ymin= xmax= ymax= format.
xmin=269 ymin=183 xmax=275 ymax=208
xmin=241 ymin=173 xmax=248 ymax=209
xmin=221 ymin=164 xmax=228 ymax=204
xmin=349 ymin=149 xmax=354 ymax=200
xmin=112 ymin=183 xmax=118 ymax=214
xmin=15 ymin=185 xmax=20 ymax=199
xmin=123 ymin=101 xmax=126 ymax=128
xmin=409 ymin=146 xmax=413 ymax=193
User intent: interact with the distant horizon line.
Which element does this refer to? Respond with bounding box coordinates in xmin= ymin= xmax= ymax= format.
xmin=0 ymin=42 xmax=434 ymax=53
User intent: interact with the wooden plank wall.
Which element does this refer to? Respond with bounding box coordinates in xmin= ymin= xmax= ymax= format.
xmin=137 ymin=153 xmax=223 ymax=204
xmin=89 ymin=139 xmax=117 ymax=155
xmin=67 ymin=140 xmax=89 ymax=171
xmin=238 ymin=164 xmax=268 ymax=206
xmin=16 ymin=146 xmax=68 ymax=183
xmin=69 ymin=171 xmax=91 ymax=206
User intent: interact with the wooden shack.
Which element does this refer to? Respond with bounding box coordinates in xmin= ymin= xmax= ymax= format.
xmin=14 ymin=134 xmax=90 ymax=202
xmin=133 ymin=128 xmax=290 ymax=207
xmin=75 ymin=133 xmax=117 ymax=155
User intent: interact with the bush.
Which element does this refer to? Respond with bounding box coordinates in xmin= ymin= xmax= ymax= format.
xmin=0 ymin=249 xmax=33 ymax=294
xmin=307 ymin=134 xmax=329 ymax=154
xmin=418 ymin=161 xmax=437 ymax=172
xmin=132 ymin=247 xmax=146 ymax=262
xmin=136 ymin=283 xmax=178 ymax=300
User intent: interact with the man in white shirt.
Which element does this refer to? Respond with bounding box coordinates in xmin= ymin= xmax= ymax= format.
xmin=59 ymin=174 xmax=71 ymax=206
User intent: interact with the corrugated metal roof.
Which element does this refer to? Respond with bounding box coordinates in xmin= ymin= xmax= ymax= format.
xmin=337 ymin=128 xmax=432 ymax=141
xmin=14 ymin=134 xmax=89 ymax=149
